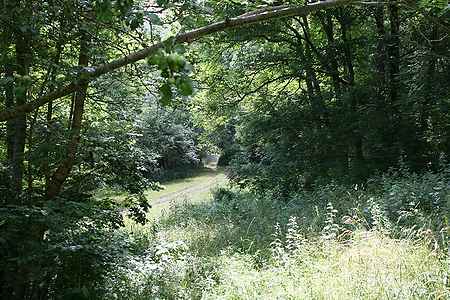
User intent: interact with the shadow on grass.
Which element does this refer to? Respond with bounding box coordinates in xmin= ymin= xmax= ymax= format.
xmin=156 ymin=193 xmax=316 ymax=264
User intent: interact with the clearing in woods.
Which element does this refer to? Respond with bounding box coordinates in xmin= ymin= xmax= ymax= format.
xmin=145 ymin=167 xmax=227 ymax=219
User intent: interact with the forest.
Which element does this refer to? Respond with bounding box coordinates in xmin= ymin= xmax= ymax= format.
xmin=1 ymin=0 xmax=450 ymax=299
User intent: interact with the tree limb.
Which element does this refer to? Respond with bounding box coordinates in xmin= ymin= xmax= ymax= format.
xmin=0 ymin=0 xmax=353 ymax=122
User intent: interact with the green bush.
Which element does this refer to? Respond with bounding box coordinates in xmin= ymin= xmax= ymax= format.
xmin=0 ymin=197 xmax=131 ymax=299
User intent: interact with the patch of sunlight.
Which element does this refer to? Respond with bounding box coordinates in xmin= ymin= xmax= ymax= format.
xmin=145 ymin=168 xmax=225 ymax=201
xmin=203 ymin=231 xmax=448 ymax=300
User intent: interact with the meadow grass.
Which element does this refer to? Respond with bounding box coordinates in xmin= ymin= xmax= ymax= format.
xmin=145 ymin=170 xmax=226 ymax=220
xmin=109 ymin=178 xmax=450 ymax=299
xmin=203 ymin=232 xmax=448 ymax=299
xmin=96 ymin=167 xmax=226 ymax=222
xmin=144 ymin=168 xmax=223 ymax=200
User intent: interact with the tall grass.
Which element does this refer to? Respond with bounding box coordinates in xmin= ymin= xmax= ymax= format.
xmin=206 ymin=231 xmax=448 ymax=299
xmin=103 ymin=172 xmax=450 ymax=299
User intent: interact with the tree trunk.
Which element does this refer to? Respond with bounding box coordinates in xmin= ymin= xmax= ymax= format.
xmin=301 ymin=17 xmax=324 ymax=108
xmin=43 ymin=38 xmax=64 ymax=189
xmin=337 ymin=10 xmax=365 ymax=180
xmin=374 ymin=4 xmax=386 ymax=92
xmin=387 ymin=0 xmax=400 ymax=107
xmin=46 ymin=34 xmax=89 ymax=199
xmin=371 ymin=2 xmax=396 ymax=170
xmin=5 ymin=64 xmax=15 ymax=169
xmin=420 ymin=25 xmax=438 ymax=132
xmin=319 ymin=12 xmax=342 ymax=98
xmin=43 ymin=102 xmax=53 ymax=189
xmin=387 ymin=0 xmax=402 ymax=163
xmin=290 ymin=18 xmax=323 ymax=117
xmin=418 ymin=24 xmax=439 ymax=169
xmin=338 ymin=10 xmax=354 ymax=85
xmin=8 ymin=21 xmax=32 ymax=200
xmin=26 ymin=110 xmax=38 ymax=194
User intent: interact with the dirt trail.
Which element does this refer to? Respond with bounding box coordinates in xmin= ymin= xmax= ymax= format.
xmin=152 ymin=172 xmax=223 ymax=205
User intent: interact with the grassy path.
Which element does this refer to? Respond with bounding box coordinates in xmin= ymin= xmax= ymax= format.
xmin=145 ymin=168 xmax=226 ymax=219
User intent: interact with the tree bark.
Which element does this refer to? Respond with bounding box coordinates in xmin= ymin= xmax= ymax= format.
xmin=418 ymin=24 xmax=439 ymax=169
xmin=5 ymin=64 xmax=14 ymax=167
xmin=43 ymin=101 xmax=53 ymax=188
xmin=388 ymin=0 xmax=400 ymax=107
xmin=287 ymin=18 xmax=323 ymax=115
xmin=319 ymin=12 xmax=342 ymax=98
xmin=337 ymin=10 xmax=365 ymax=179
xmin=37 ymin=38 xmax=65 ymax=191
xmin=386 ymin=0 xmax=401 ymax=163
xmin=8 ymin=20 xmax=32 ymax=199
xmin=374 ymin=4 xmax=386 ymax=92
xmin=420 ymin=24 xmax=438 ymax=132
xmin=301 ymin=17 xmax=323 ymax=106
xmin=338 ymin=10 xmax=354 ymax=85
xmin=26 ymin=110 xmax=38 ymax=194
xmin=46 ymin=34 xmax=89 ymax=199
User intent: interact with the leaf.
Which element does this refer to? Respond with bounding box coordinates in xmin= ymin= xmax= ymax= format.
xmin=14 ymin=86 xmax=26 ymax=98
xmin=94 ymin=0 xmax=114 ymax=22
xmin=159 ymin=83 xmax=173 ymax=106
xmin=157 ymin=0 xmax=169 ymax=6
xmin=148 ymin=49 xmax=168 ymax=70
xmin=174 ymin=44 xmax=186 ymax=54
xmin=147 ymin=13 xmax=162 ymax=25
xmin=176 ymin=77 xmax=194 ymax=96
xmin=167 ymin=53 xmax=185 ymax=72
xmin=129 ymin=12 xmax=144 ymax=30
xmin=162 ymin=36 xmax=176 ymax=52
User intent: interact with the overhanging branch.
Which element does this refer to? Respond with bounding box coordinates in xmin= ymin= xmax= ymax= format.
xmin=0 ymin=0 xmax=353 ymax=122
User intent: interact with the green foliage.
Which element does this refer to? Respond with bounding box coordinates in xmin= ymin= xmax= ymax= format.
xmin=148 ymin=47 xmax=194 ymax=105
xmin=192 ymin=4 xmax=450 ymax=193
xmin=2 ymin=0 xmax=450 ymax=298
xmin=94 ymin=0 xmax=135 ymax=22
xmin=2 ymin=167 xmax=449 ymax=299
xmin=100 ymin=171 xmax=450 ymax=299
xmin=0 ymin=196 xmax=126 ymax=299
xmin=374 ymin=169 xmax=450 ymax=240
xmin=418 ymin=0 xmax=449 ymax=12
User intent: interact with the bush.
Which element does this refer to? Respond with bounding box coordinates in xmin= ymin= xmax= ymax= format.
xmin=0 ymin=196 xmax=129 ymax=299
xmin=373 ymin=170 xmax=450 ymax=243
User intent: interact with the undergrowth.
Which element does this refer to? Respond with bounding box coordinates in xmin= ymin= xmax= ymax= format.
xmin=101 ymin=171 xmax=450 ymax=299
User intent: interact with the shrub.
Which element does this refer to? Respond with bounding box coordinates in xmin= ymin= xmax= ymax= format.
xmin=0 ymin=196 xmax=130 ymax=299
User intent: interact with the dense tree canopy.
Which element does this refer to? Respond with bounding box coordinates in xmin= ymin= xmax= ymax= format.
xmin=192 ymin=0 xmax=450 ymax=192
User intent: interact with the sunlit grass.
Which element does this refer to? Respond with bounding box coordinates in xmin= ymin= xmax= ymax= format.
xmin=105 ymin=175 xmax=450 ymax=300
xmin=147 ymin=188 xmax=216 ymax=220
xmin=119 ymin=208 xmax=450 ymax=300
xmin=145 ymin=168 xmax=222 ymax=198
xmin=96 ymin=167 xmax=226 ymax=221
xmin=122 ymin=168 xmax=226 ymax=239
xmin=204 ymin=232 xmax=449 ymax=299
xmin=146 ymin=169 xmax=226 ymax=220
